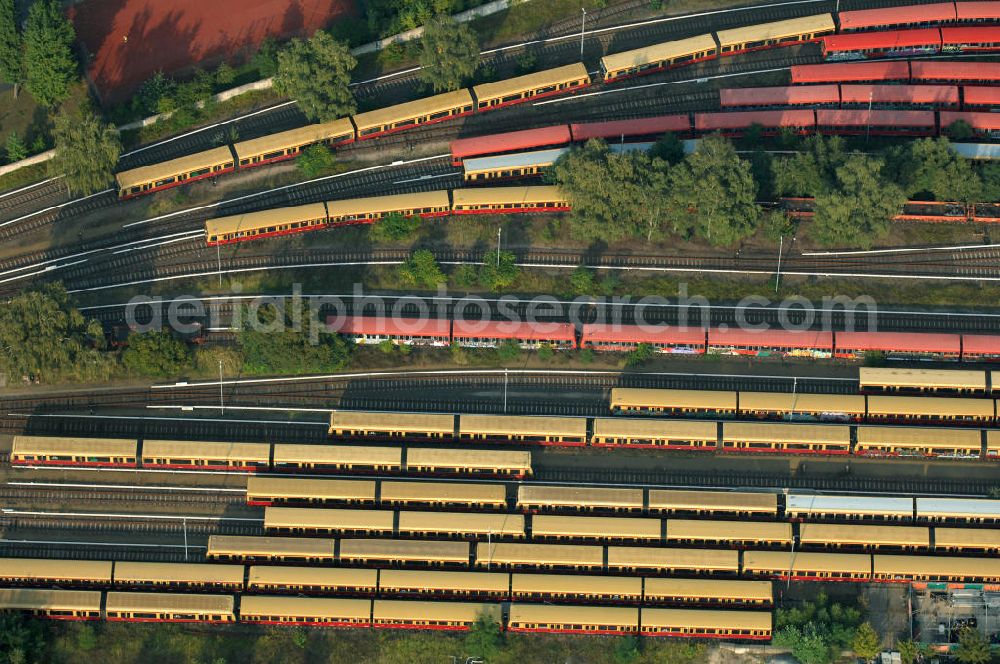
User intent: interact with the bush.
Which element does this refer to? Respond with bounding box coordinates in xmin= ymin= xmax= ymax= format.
xmin=214 ymin=62 xmax=236 ymax=87
xmin=122 ymin=329 xmax=192 ymax=377
xmin=5 ymin=131 xmax=26 ymax=163
xmin=626 ymin=343 xmax=654 ymax=366
xmin=371 ymin=211 xmax=420 ymax=242
xmin=252 ymin=37 xmax=281 ymax=78
xmin=497 ymin=339 xmax=521 ymax=363
xmin=296 ymin=144 xmax=336 ymax=178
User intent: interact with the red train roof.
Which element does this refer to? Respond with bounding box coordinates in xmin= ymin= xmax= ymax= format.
xmin=694 ymin=109 xmax=816 ymax=130
xmin=839 ymin=84 xmax=959 ymax=105
xmin=719 ymin=85 xmax=840 ymax=107
xmin=581 ymin=323 xmax=705 ymax=345
xmin=822 ymin=28 xmax=942 ymax=52
xmin=790 ymin=61 xmax=910 ymax=84
xmin=941 ymin=111 xmax=1000 ymax=131
xmin=707 ymin=327 xmax=834 ymax=350
xmin=835 ymin=331 xmax=961 ymax=353
xmin=838 ymin=3 xmax=955 ymax=31
xmin=452 ymin=319 xmax=576 ymax=341
xmin=963 ymin=86 xmax=1000 ymax=106
xmin=569 ymin=115 xmax=691 ymax=142
xmin=450 ymin=125 xmax=571 ymax=160
xmin=330 ymin=315 xmax=451 ymax=337
xmin=910 ymin=61 xmax=1000 ymax=81
xmin=815 ymin=108 xmax=936 ymax=127
xmin=941 ymin=26 xmax=1000 ymax=44
xmin=961 ymin=335 xmax=1000 ymax=355
xmin=955 ymin=1 xmax=1000 ymax=20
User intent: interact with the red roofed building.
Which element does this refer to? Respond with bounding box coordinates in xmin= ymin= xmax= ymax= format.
xmin=790 ymin=61 xmax=910 ymax=84
xmin=962 ymin=335 xmax=1000 ymax=360
xmin=450 ymin=126 xmax=571 ymax=165
xmin=839 ymin=84 xmax=959 ymax=107
xmin=834 ymin=331 xmax=961 ymax=359
xmin=330 ymin=316 xmax=452 ymax=346
xmin=580 ymin=323 xmax=705 ymax=353
xmin=452 ymin=319 xmax=576 ymax=349
xmin=569 ymin=115 xmax=692 ymax=142
xmin=707 ymin=328 xmax=834 ymax=358
xmin=720 ymin=85 xmax=840 ymax=108
xmin=838 ymin=3 xmax=955 ymax=31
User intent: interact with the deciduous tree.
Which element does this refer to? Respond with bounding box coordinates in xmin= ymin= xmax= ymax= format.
xmin=852 ymin=622 xmax=881 ymax=662
xmin=772 ymin=133 xmax=847 ymax=197
xmin=903 ymin=137 xmax=982 ymax=203
xmin=811 ymin=154 xmax=905 ymax=249
xmin=239 ymin=300 xmax=351 ymax=375
xmin=667 ymin=133 xmax=759 ymax=246
xmin=398 ymin=249 xmax=446 ymax=288
xmin=371 ymin=211 xmax=420 ymax=242
xmin=274 ymin=31 xmax=356 ymax=121
xmin=296 ymin=143 xmax=336 ymax=178
xmin=22 ymin=0 xmax=76 ymax=107
xmin=0 ymin=0 xmax=22 ymax=95
xmin=479 ymin=249 xmax=519 ymax=292
xmin=956 ymin=627 xmax=991 ymax=664
xmin=5 ymin=131 xmax=25 ymax=162
xmin=418 ymin=15 xmax=479 ymax=92
xmin=464 ymin=609 xmax=503 ymax=660
xmin=49 ymin=105 xmax=121 ymax=196
xmin=122 ymin=329 xmax=191 ymax=377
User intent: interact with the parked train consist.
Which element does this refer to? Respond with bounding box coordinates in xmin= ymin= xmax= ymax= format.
xmin=719 ymin=83 xmax=998 ymax=109
xmin=332 ymin=315 xmax=1000 ymax=363
xmin=8 ymin=436 xmax=531 ymax=478
xmin=115 ymin=2 xmax=998 ymax=200
xmin=205 ymin=186 xmax=568 ymax=245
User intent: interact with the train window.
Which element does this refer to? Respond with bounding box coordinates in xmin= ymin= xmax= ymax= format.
xmin=429 ymin=110 xmax=451 ymax=121
xmin=263 ymin=150 xmax=284 ymax=160
xmin=501 ymin=94 xmax=521 ymax=103
xmin=190 ymin=167 xmax=212 ymax=178
xmin=394 ymin=118 xmax=418 ymax=129
xmin=536 ymin=85 xmax=557 ymax=95
xmin=154 ymin=176 xmax=177 ymax=187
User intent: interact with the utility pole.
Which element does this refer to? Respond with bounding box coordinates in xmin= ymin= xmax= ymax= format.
xmin=865 ymin=91 xmax=873 ymax=143
xmin=183 ymin=517 xmax=188 ymax=561
xmin=218 ymin=360 xmax=225 ymax=415
xmin=775 ymin=235 xmax=784 ymax=293
xmin=503 ymin=368 xmax=509 ymax=413
xmin=216 ymin=243 xmax=223 ymax=287
xmin=580 ymin=8 xmax=587 ymax=59
xmin=496 ymin=226 xmax=502 ymax=266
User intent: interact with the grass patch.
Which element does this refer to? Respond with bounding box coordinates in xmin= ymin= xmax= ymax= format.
xmin=0 ymin=162 xmax=50 ymax=194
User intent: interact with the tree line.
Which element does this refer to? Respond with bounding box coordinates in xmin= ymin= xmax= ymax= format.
xmin=554 ymin=133 xmax=1000 ymax=250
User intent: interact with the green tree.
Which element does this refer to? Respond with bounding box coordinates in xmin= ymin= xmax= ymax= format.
xmin=296 ymin=143 xmax=336 ymax=178
xmin=497 ymin=338 xmax=521 ymax=363
xmin=536 ymin=343 xmax=554 ymax=361
xmin=569 ymin=264 xmax=596 ymax=295
xmin=274 ymin=31 xmax=356 ymax=121
xmin=613 ymin=636 xmax=640 ymax=663
xmin=418 ymin=16 xmax=479 ymax=92
xmin=667 ymin=133 xmax=759 ymax=246
xmin=214 ymin=62 xmax=236 ymax=86
xmin=811 ymin=154 xmax=905 ymax=249
xmin=134 ymin=71 xmax=175 ymax=116
xmin=122 ymin=329 xmax=191 ymax=377
xmin=49 ymin=105 xmax=122 ymax=196
xmin=0 ymin=0 xmax=22 ymax=95
xmin=0 ymin=613 xmax=44 ymax=664
xmin=553 ymin=140 xmax=672 ymax=242
xmin=982 ymin=162 xmax=1000 ymax=202
xmin=22 ymin=0 xmax=76 ymax=107
xmin=239 ymin=299 xmax=352 ymax=375
xmin=626 ymin=342 xmax=654 ymax=366
xmin=852 ymin=622 xmax=881 ymax=662
xmin=650 ymin=132 xmax=686 ymax=165
xmin=252 ymin=37 xmax=281 ymax=77
xmin=904 ymin=137 xmax=982 ymax=203
xmin=955 ymin=627 xmax=991 ymax=664
xmin=0 ymin=284 xmax=106 ymax=382
xmin=479 ymin=249 xmax=519 ymax=292
xmin=398 ymin=249 xmax=446 ymax=288
xmin=371 ymin=211 xmax=420 ymax=242
xmin=772 ymin=133 xmax=847 ymax=197
xmin=897 ymin=639 xmax=919 ymax=664
xmin=464 ymin=609 xmax=502 ymax=660
xmin=945 ymin=119 xmax=975 ymax=141
xmin=774 ymin=591 xmax=864 ymax=664
xmin=5 ymin=131 xmax=26 ymax=162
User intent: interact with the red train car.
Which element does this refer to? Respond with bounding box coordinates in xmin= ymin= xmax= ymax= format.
xmin=821 ymin=28 xmax=942 ymax=60
xmin=963 ymin=335 xmax=1000 ymax=361
xmin=963 ymin=86 xmax=1000 ymax=108
xmin=839 ymin=84 xmax=959 ymax=107
xmin=719 ymin=86 xmax=840 ymax=108
xmin=569 ymin=115 xmax=692 ymax=142
xmin=956 ymin=1 xmax=1000 ymax=23
xmin=941 ymin=26 xmax=1000 ymax=52
xmin=815 ymin=109 xmax=936 ymax=135
xmin=330 ymin=315 xmax=452 ymax=347
xmin=706 ymin=328 xmax=834 ymax=359
xmin=910 ymin=61 xmax=1000 ymax=83
xmin=693 ymin=110 xmax=816 ymax=135
xmin=580 ymin=323 xmax=706 ymax=353
xmin=834 ymin=331 xmax=962 ymax=360
xmin=452 ymin=319 xmax=576 ymax=349
xmin=941 ymin=111 xmax=1000 ymax=136
xmin=790 ymin=61 xmax=910 ymax=84
xmin=837 ymin=3 xmax=956 ymax=32
xmin=450 ymin=125 xmax=571 ymax=166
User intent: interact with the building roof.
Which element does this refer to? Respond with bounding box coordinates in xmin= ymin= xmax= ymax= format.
xmin=451 ymin=125 xmax=571 ymax=160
